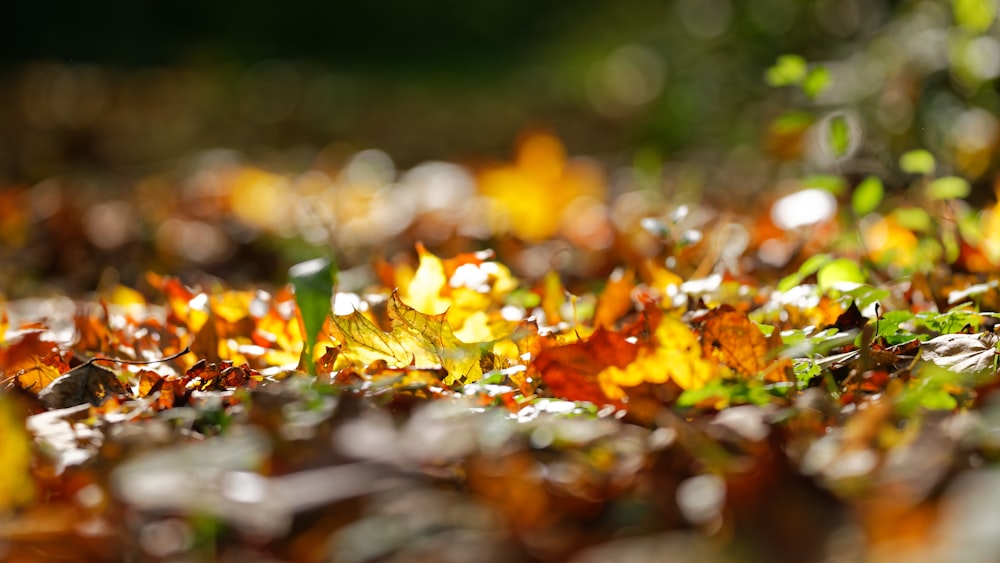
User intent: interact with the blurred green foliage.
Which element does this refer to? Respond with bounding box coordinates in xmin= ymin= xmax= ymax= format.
xmin=1 ymin=0 xmax=998 ymax=185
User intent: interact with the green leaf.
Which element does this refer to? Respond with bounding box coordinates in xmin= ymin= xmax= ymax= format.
xmin=766 ymin=55 xmax=808 ymax=86
xmin=802 ymin=174 xmax=847 ymax=195
xmin=841 ymin=285 xmax=890 ymax=311
xmin=954 ymin=0 xmax=997 ymax=33
xmin=677 ymin=378 xmax=775 ymax=409
xmin=793 ymin=359 xmax=822 ymax=384
xmin=770 ymin=111 xmax=815 ymax=134
xmin=852 ymin=176 xmax=884 ymax=216
xmin=928 ymin=176 xmax=971 ymax=200
xmin=891 ymin=207 xmax=934 ymax=232
xmin=289 ymin=256 xmax=337 ymax=375
xmin=916 ymin=306 xmax=982 ymax=334
xmin=802 ymin=66 xmax=831 ymax=99
xmin=825 ymin=114 xmax=852 ymax=159
xmin=817 ymin=259 xmax=866 ymax=291
xmin=777 ymin=253 xmax=832 ymax=292
xmin=876 ymin=310 xmax=915 ymax=338
xmin=899 ymin=149 xmax=936 ymax=175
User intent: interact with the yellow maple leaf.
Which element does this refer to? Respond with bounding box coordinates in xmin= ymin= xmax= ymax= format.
xmin=598 ymin=315 xmax=717 ymax=399
xmin=330 ymin=291 xmax=484 ymax=385
xmin=402 ymin=243 xmax=450 ymax=315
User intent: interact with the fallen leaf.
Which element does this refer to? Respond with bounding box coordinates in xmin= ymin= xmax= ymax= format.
xmin=592 ymin=269 xmax=636 ymax=328
xmin=697 ymin=305 xmax=770 ymax=376
xmin=534 ymin=327 xmax=637 ymax=406
xmin=37 ymin=361 xmax=129 ymax=409
xmin=402 ymin=242 xmax=450 ymax=314
xmin=330 ymin=291 xmax=484 ymax=385
xmin=14 ymin=360 xmax=63 ymax=393
xmin=388 ymin=292 xmax=484 ymax=384
xmin=921 ymin=332 xmax=998 ymax=374
xmin=191 ymin=310 xmax=222 ymax=363
xmin=601 ymin=314 xmax=718 ymax=396
xmin=829 ymin=301 xmax=868 ymax=332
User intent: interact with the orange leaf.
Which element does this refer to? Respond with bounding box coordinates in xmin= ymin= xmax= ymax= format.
xmin=533 ymin=327 xmax=637 ymax=406
xmin=697 ymin=305 xmax=770 ymax=376
xmin=15 ymin=361 xmax=63 ymax=394
xmin=592 ymin=269 xmax=636 ymax=329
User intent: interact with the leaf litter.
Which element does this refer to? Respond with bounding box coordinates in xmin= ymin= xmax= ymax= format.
xmin=5 ymin=245 xmax=1000 ymax=561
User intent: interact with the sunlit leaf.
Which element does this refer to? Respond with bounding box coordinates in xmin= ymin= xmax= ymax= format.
xmin=534 ymin=327 xmax=636 ymax=406
xmin=928 ymin=176 xmax=971 ymax=200
xmin=330 ymin=291 xmax=484 ymax=385
xmin=191 ymin=310 xmax=222 ymax=363
xmin=330 ymin=308 xmax=411 ymax=367
xmin=920 ymin=332 xmax=997 ymax=374
xmin=899 ymin=149 xmax=935 ymax=175
xmin=954 ymin=0 xmax=997 ymax=33
xmin=802 ymin=66 xmax=831 ymax=99
xmin=403 ymin=243 xmax=450 ymax=314
xmin=289 ymin=256 xmax=337 ymax=374
xmin=697 ymin=305 xmax=770 ymax=376
xmin=817 ymin=258 xmax=866 ymax=290
xmin=600 ymin=315 xmax=718 ymax=396
xmin=592 ymin=269 xmax=635 ymax=328
xmin=852 ymin=176 xmax=884 ymax=216
xmin=37 ymin=361 xmax=129 ymax=409
xmin=387 ymin=292 xmax=484 ymax=385
xmin=765 ymin=54 xmax=808 ymax=86
xmin=15 ymin=360 xmax=62 ymax=394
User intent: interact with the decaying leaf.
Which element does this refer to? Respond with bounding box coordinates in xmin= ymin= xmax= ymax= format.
xmin=37 ymin=361 xmax=129 ymax=410
xmin=921 ymin=332 xmax=999 ymax=374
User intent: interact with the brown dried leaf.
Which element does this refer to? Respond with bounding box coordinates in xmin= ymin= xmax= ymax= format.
xmin=921 ymin=332 xmax=998 ymax=374
xmin=698 ymin=305 xmax=770 ymax=376
xmin=37 ymin=361 xmax=129 ymax=409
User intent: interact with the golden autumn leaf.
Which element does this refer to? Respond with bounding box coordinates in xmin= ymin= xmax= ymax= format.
xmin=387 ymin=292 xmax=483 ymax=384
xmin=592 ymin=268 xmax=636 ymax=328
xmin=15 ymin=360 xmax=63 ymax=394
xmin=599 ymin=314 xmax=717 ymax=398
xmin=1 ymin=331 xmax=68 ymax=393
xmin=696 ymin=305 xmax=770 ymax=376
xmin=402 ymin=242 xmax=450 ymax=315
xmin=330 ymin=291 xmax=484 ymax=385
